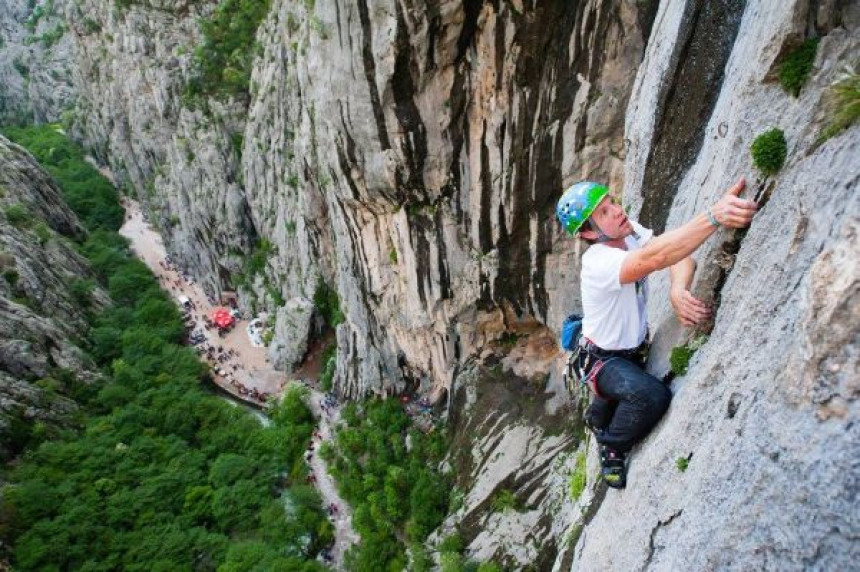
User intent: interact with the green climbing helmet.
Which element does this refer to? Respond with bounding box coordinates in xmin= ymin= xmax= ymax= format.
xmin=556 ymin=181 xmax=609 ymax=235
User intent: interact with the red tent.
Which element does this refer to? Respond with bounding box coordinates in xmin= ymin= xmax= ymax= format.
xmin=211 ymin=308 xmax=234 ymax=328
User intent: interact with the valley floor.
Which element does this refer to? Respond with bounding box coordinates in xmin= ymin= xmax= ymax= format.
xmin=119 ymin=197 xmax=358 ymax=568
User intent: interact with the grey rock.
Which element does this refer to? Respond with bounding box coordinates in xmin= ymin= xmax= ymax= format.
xmin=268 ymin=296 xmax=315 ymax=372
xmin=0 ymin=134 xmax=103 ymax=460
xmin=571 ymin=2 xmax=860 ymax=569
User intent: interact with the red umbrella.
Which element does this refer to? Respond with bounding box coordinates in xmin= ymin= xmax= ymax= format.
xmin=211 ymin=308 xmax=234 ymax=328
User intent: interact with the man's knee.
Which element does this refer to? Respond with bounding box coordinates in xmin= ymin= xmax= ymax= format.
xmin=648 ymin=382 xmax=672 ymax=417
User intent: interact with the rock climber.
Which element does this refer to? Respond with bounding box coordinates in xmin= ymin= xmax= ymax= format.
xmin=556 ymin=178 xmax=757 ymax=488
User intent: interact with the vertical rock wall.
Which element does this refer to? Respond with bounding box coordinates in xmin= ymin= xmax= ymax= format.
xmin=572 ymin=0 xmax=859 ymax=568
xmin=0 ymin=0 xmax=75 ymax=124
xmin=52 ymin=0 xmax=649 ymax=397
xmin=246 ymin=0 xmax=649 ymax=397
xmin=0 ymin=135 xmax=102 ymax=461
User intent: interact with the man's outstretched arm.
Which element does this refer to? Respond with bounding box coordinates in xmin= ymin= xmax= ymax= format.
xmin=620 ymin=177 xmax=757 ymax=284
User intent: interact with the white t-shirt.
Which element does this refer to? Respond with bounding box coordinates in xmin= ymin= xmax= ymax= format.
xmin=580 ymin=221 xmax=653 ymax=350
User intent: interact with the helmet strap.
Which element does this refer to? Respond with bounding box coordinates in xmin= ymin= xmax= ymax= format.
xmin=590 ymin=219 xmax=613 ymax=243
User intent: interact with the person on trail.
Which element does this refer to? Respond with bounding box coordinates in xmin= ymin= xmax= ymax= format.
xmin=556 ymin=178 xmax=757 ymax=488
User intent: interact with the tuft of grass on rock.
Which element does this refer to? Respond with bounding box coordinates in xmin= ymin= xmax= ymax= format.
xmin=819 ymin=66 xmax=860 ymax=143
xmin=676 ymin=456 xmax=690 ymax=472
xmin=779 ymin=38 xmax=819 ymax=97
xmin=569 ymin=451 xmax=587 ymax=501
xmin=750 ymin=128 xmax=787 ymax=176
xmin=490 ymin=489 xmax=521 ymax=513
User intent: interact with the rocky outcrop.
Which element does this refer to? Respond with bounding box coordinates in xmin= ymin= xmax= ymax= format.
xmin=0 ymin=0 xmax=75 ymax=124
xmin=64 ymin=0 xmax=257 ymax=300
xmin=571 ymin=1 xmax=860 ymax=569
xmin=1 ymin=0 xmax=857 ymax=567
xmin=0 ymin=134 xmax=103 ymax=460
xmin=8 ymin=0 xmax=651 ymax=400
xmin=243 ymin=0 xmax=650 ymax=397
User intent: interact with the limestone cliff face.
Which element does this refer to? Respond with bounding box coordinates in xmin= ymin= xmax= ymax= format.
xmin=2 ymin=0 xmax=857 ymax=568
xmin=246 ymin=0 xmax=648 ymax=397
xmin=0 ymin=0 xmax=75 ymax=124
xmin=571 ymin=1 xmax=860 ymax=569
xmin=30 ymin=0 xmax=650 ymax=400
xmin=0 ymin=135 xmax=103 ymax=460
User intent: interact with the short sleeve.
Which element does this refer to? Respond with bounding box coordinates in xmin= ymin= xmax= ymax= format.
xmin=582 ymin=244 xmax=630 ymax=293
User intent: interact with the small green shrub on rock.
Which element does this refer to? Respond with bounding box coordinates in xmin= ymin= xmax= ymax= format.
xmin=670 ymin=345 xmax=694 ymax=376
xmin=750 ymin=128 xmax=787 ymax=176
xmin=4 ymin=204 xmax=33 ymax=229
xmin=670 ymin=335 xmax=709 ymax=376
xmin=676 ymin=456 xmax=690 ymax=472
xmin=779 ymin=38 xmax=819 ymax=97
xmin=490 ymin=489 xmax=521 ymax=513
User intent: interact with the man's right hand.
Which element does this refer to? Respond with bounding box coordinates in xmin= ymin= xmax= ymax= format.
xmin=710 ymin=177 xmax=758 ymax=228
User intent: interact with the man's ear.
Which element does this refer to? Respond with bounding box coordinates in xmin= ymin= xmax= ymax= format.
xmin=579 ymin=229 xmax=597 ymax=241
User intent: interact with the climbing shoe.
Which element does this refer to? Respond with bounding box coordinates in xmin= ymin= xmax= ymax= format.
xmin=600 ymin=446 xmax=628 ymax=489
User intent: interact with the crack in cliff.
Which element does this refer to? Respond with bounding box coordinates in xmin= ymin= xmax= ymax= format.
xmin=355 ymin=0 xmax=391 ymax=152
xmin=642 ymin=508 xmax=684 ymax=570
xmin=702 ymin=179 xmax=777 ymax=333
xmin=639 ymin=0 xmax=746 ymax=234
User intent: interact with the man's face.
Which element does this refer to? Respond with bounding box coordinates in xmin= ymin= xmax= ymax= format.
xmin=587 ymin=195 xmax=633 ymax=239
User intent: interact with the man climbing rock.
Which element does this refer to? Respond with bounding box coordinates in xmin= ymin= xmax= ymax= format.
xmin=556 ymin=178 xmax=757 ymax=488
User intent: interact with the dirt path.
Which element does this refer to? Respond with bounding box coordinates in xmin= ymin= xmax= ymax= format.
xmin=304 ymin=387 xmax=360 ymax=567
xmin=118 ymin=196 xmax=358 ymax=567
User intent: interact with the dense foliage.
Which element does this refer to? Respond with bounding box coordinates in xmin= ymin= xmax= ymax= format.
xmin=185 ymin=0 xmax=272 ymax=99
xmin=0 ymin=126 xmax=332 ymax=571
xmin=3 ymin=125 xmax=123 ymax=231
xmin=779 ymin=38 xmax=819 ymax=97
xmin=750 ymin=128 xmax=787 ymax=176
xmin=323 ymin=399 xmax=451 ymax=571
xmin=313 ymin=281 xmax=345 ymax=330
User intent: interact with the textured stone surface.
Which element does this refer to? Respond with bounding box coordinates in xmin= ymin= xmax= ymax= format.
xmin=0 ymin=0 xmax=856 ymax=567
xmin=0 ymin=135 xmax=103 ymax=460
xmin=432 ymin=358 xmax=582 ymax=569
xmin=0 ymin=0 xmax=75 ymax=124
xmin=572 ymin=1 xmax=860 ymax=569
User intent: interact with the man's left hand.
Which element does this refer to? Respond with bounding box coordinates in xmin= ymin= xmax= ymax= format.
xmin=670 ymin=288 xmax=711 ymax=327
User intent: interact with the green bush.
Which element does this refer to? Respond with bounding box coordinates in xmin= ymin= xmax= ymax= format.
xmin=490 ymin=489 xmax=521 ymax=513
xmin=69 ymin=278 xmax=95 ymax=308
xmin=676 ymin=456 xmax=690 ymax=472
xmin=779 ymin=38 xmax=819 ymax=97
xmin=669 ymin=345 xmax=694 ymax=376
xmin=313 ymin=281 xmax=344 ymax=329
xmin=185 ymin=0 xmax=273 ymax=100
xmin=319 ymin=344 xmax=336 ymax=391
xmin=750 ymin=128 xmax=787 ymax=176
xmin=33 ymin=221 xmax=51 ymax=244
xmin=4 ymin=204 xmax=33 ymax=229
xmin=438 ymin=532 xmax=464 ymax=554
xmin=331 ymin=399 xmax=451 ymax=570
xmin=669 ymin=335 xmax=708 ymax=376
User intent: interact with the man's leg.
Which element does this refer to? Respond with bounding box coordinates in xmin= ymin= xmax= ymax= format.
xmin=593 ymin=357 xmax=672 ymax=486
